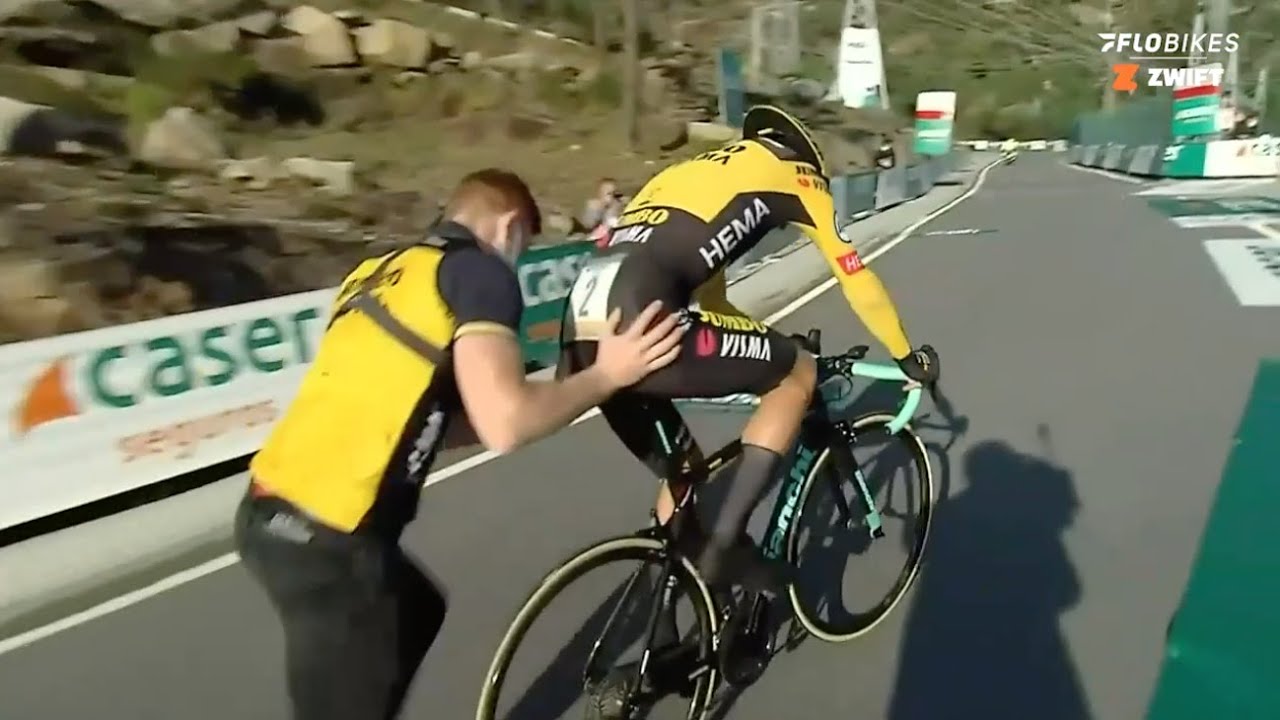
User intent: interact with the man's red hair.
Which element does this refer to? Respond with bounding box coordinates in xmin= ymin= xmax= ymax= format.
xmin=444 ymin=169 xmax=542 ymax=235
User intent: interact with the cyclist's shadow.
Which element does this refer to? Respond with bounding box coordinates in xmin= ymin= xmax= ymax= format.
xmin=887 ymin=434 xmax=1091 ymax=720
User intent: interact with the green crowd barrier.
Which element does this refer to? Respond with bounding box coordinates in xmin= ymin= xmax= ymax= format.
xmin=513 ymin=151 xmax=968 ymax=370
xmin=515 ymin=240 xmax=595 ymax=370
xmin=1145 ymin=360 xmax=1280 ymax=720
xmin=1069 ymin=137 xmax=1278 ymax=179
xmin=1072 ymin=95 xmax=1174 ymax=147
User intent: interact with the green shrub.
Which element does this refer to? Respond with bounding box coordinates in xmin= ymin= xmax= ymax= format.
xmin=583 ymin=68 xmax=621 ymax=105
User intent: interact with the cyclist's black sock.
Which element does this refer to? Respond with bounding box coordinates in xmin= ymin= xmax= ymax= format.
xmin=709 ymin=443 xmax=782 ymax=547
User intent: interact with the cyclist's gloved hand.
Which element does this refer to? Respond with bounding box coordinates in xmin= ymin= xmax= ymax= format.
xmin=896 ymin=345 xmax=940 ymax=385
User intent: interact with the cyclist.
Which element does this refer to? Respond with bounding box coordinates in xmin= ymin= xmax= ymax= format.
xmin=1001 ymin=137 xmax=1019 ymax=162
xmin=234 ymin=169 xmax=687 ymax=720
xmin=559 ymin=105 xmax=940 ymax=596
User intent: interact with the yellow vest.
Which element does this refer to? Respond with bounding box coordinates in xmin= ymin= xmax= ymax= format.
xmin=251 ymin=238 xmax=459 ymax=533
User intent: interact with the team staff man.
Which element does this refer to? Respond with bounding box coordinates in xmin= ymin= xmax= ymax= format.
xmin=234 ymin=169 xmax=687 ymax=720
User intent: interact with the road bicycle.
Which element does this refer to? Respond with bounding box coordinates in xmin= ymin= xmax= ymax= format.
xmin=475 ymin=329 xmax=936 ymax=720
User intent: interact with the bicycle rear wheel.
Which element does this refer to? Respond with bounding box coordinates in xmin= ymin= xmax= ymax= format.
xmin=475 ymin=535 xmax=720 ymax=720
xmin=786 ymin=411 xmax=934 ymax=642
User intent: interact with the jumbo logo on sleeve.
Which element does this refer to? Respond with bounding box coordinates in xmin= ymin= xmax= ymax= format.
xmin=12 ymin=305 xmax=325 ymax=435
xmin=610 ymin=206 xmax=672 ymax=245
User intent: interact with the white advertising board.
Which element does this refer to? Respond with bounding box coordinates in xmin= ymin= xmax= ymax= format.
xmin=1203 ymin=137 xmax=1280 ymax=178
xmin=837 ymin=27 xmax=885 ymax=109
xmin=0 ymin=288 xmax=336 ymax=530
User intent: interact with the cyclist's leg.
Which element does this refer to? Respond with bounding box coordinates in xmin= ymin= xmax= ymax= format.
xmin=560 ymin=340 xmax=706 ymax=528
xmin=559 ymin=258 xmax=708 ymax=527
xmin=634 ymin=310 xmax=817 ymax=592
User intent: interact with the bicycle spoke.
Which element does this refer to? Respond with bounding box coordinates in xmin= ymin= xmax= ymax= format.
xmin=476 ymin=537 xmax=719 ymax=720
xmin=584 ymin=561 xmax=650 ymax=684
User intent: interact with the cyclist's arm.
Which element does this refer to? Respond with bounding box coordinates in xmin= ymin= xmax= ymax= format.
xmin=692 ymin=270 xmax=749 ymax=316
xmin=444 ymin=250 xmax=614 ymax=454
xmin=789 ymin=183 xmax=912 ymax=359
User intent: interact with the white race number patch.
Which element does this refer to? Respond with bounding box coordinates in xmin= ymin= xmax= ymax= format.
xmin=565 ymin=254 xmax=625 ymax=339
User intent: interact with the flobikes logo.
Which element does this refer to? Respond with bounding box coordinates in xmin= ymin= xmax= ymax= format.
xmin=1097 ymin=32 xmax=1238 ymax=93
xmin=1098 ymin=32 xmax=1240 ymax=55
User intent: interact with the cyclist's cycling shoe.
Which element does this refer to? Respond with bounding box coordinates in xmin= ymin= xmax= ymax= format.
xmin=696 ymin=536 xmax=794 ymax=596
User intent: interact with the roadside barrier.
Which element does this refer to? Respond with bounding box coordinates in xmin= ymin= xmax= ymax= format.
xmin=1070 ymin=137 xmax=1279 ymax=179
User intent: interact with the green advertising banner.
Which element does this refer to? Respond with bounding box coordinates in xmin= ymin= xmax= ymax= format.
xmin=515 ymin=241 xmax=595 ymax=369
xmin=717 ymin=48 xmax=746 ymax=129
xmin=1170 ymin=86 xmax=1221 ymax=137
xmin=913 ymin=91 xmax=956 ymax=156
xmin=1161 ymin=143 xmax=1209 ymax=177
xmin=1146 ymin=360 xmax=1280 ymax=720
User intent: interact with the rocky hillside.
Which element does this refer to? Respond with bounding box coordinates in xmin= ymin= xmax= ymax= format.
xmin=0 ymin=0 xmax=920 ymax=345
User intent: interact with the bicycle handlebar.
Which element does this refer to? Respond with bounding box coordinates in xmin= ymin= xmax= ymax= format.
xmin=845 ymin=361 xmax=923 ymax=435
xmin=678 ymin=330 xmax=926 ymax=434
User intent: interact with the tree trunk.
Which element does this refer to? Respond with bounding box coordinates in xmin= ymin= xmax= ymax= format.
xmin=623 ymin=0 xmax=640 ymax=149
xmin=592 ymin=1 xmax=608 ymax=49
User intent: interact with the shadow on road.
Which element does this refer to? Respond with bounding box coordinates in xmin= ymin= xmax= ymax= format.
xmin=887 ymin=436 xmax=1092 ymax=720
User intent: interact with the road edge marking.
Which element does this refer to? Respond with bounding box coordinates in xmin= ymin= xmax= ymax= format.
xmin=1063 ymin=163 xmax=1148 ymax=185
xmin=0 ymin=157 xmax=1002 ymax=656
xmin=1247 ymin=222 xmax=1280 ymax=240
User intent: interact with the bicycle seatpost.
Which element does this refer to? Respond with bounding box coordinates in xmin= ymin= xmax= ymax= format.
xmin=805 ymin=329 xmax=821 ymax=354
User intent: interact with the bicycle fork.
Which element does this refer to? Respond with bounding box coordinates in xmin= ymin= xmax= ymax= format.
xmin=826 ymin=423 xmax=886 ymax=540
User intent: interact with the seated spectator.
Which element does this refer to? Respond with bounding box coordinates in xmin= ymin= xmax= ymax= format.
xmin=875 ymin=137 xmax=896 ymax=169
xmin=581 ymin=177 xmax=626 ymax=248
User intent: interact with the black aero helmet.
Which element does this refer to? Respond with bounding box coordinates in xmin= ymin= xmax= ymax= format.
xmin=742 ymin=104 xmax=829 ymax=179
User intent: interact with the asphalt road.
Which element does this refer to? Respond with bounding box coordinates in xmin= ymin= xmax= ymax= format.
xmin=2 ymin=155 xmax=1278 ymax=720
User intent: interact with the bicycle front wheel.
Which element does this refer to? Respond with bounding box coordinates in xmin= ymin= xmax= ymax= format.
xmin=476 ymin=535 xmax=720 ymax=720
xmin=787 ymin=411 xmax=934 ymax=642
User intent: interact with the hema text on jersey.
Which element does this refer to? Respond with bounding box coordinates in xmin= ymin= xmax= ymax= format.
xmin=698 ymin=198 xmax=772 ymax=268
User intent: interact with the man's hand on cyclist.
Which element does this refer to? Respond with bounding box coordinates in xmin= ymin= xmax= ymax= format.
xmin=595 ymin=301 xmax=687 ymax=389
xmin=896 ymin=345 xmax=940 ymax=386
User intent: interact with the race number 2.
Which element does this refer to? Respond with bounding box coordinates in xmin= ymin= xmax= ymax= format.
xmin=567 ymin=255 xmax=624 ymax=324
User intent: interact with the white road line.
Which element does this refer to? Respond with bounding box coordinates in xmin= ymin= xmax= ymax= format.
xmin=1248 ymin=222 xmax=1280 ymax=240
xmin=1063 ymin=163 xmax=1148 ymax=185
xmin=0 ymin=158 xmax=1001 ymax=656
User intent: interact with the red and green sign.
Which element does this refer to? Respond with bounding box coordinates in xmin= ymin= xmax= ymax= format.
xmin=913 ymin=91 xmax=956 ymax=156
xmin=1171 ymin=84 xmax=1221 ymax=138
